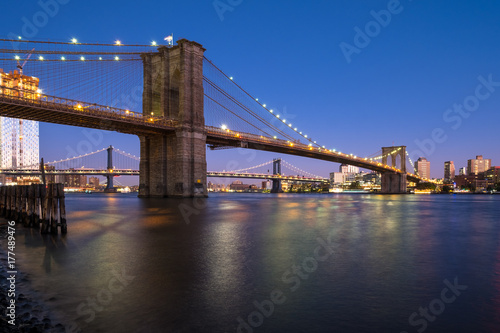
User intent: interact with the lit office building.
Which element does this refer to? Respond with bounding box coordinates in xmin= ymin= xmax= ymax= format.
xmin=467 ymin=155 xmax=491 ymax=175
xmin=444 ymin=161 xmax=455 ymax=181
xmin=414 ymin=157 xmax=431 ymax=180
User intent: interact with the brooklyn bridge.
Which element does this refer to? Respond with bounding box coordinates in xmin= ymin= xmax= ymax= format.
xmin=0 ymin=38 xmax=428 ymax=196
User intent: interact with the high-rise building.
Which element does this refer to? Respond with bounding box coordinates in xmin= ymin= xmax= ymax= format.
xmin=467 ymin=155 xmax=491 ymax=175
xmin=339 ymin=164 xmax=359 ymax=174
xmin=64 ymin=172 xmax=87 ymax=188
xmin=414 ymin=157 xmax=431 ymax=180
xmin=459 ymin=167 xmax=467 ymax=176
xmin=89 ymin=177 xmax=101 ymax=188
xmin=444 ymin=161 xmax=455 ymax=181
xmin=0 ymin=69 xmax=40 ymax=169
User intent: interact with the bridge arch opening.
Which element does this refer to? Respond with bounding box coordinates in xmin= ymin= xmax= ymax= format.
xmin=152 ymin=68 xmax=162 ymax=115
xmin=169 ymin=69 xmax=181 ymax=119
xmin=395 ymin=154 xmax=402 ymax=170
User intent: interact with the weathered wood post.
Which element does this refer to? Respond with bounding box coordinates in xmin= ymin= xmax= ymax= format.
xmin=21 ymin=186 xmax=28 ymax=227
xmin=15 ymin=186 xmax=22 ymax=223
xmin=58 ymin=184 xmax=67 ymax=234
xmin=34 ymin=184 xmax=42 ymax=226
xmin=1 ymin=184 xmax=67 ymax=234
xmin=40 ymin=184 xmax=49 ymax=234
xmin=50 ymin=184 xmax=58 ymax=234
xmin=0 ymin=186 xmax=5 ymax=217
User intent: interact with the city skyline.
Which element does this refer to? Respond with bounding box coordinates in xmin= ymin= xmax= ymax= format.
xmin=1 ymin=0 xmax=499 ymax=179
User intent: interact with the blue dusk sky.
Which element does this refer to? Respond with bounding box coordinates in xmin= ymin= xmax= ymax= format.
xmin=1 ymin=0 xmax=499 ymax=182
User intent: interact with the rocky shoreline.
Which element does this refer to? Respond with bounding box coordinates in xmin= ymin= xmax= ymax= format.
xmin=0 ymin=221 xmax=66 ymax=333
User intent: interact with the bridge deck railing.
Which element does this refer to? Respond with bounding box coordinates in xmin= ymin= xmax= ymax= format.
xmin=0 ymin=87 xmax=178 ymax=129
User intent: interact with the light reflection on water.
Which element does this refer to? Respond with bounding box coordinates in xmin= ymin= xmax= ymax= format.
xmin=6 ymin=193 xmax=500 ymax=332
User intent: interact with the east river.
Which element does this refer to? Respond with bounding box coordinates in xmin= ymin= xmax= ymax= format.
xmin=2 ymin=193 xmax=500 ymax=332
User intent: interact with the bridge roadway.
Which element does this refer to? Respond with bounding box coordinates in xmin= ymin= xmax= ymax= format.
xmin=0 ymin=168 xmax=327 ymax=183
xmin=0 ymin=169 xmax=139 ymax=176
xmin=0 ymin=91 xmax=423 ymax=183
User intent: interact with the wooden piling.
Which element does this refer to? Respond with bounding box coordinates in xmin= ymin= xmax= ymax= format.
xmin=58 ymin=184 xmax=67 ymax=234
xmin=50 ymin=184 xmax=59 ymax=235
xmin=0 ymin=184 xmax=67 ymax=234
xmin=0 ymin=187 xmax=6 ymax=217
xmin=41 ymin=184 xmax=49 ymax=234
xmin=21 ymin=186 xmax=28 ymax=227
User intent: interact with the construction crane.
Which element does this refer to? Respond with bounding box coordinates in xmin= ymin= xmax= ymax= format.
xmin=16 ymin=48 xmax=35 ymax=76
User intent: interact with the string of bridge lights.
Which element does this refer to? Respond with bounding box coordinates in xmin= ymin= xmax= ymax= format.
xmin=114 ymin=148 xmax=140 ymax=161
xmin=405 ymin=151 xmax=419 ymax=176
xmin=4 ymin=36 xmax=170 ymax=62
xmin=220 ymin=70 xmax=385 ymax=161
xmin=220 ymin=71 xmax=322 ymax=149
xmin=5 ymin=36 xmax=165 ymax=47
xmin=281 ymin=160 xmax=323 ymax=179
xmin=45 ymin=148 xmax=108 ymax=165
xmin=226 ymin=160 xmax=274 ymax=173
xmin=370 ymin=147 xmax=403 ymax=161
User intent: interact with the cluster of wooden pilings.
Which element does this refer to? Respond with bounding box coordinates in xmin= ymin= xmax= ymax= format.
xmin=0 ymin=183 xmax=67 ymax=234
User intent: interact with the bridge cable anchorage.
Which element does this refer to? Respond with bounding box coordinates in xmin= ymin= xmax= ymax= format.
xmin=281 ymin=160 xmax=323 ymax=179
xmin=203 ymin=56 xmax=323 ymax=148
xmin=226 ymin=160 xmax=274 ymax=173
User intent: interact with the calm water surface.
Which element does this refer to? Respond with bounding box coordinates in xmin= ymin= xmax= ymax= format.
xmin=4 ymin=193 xmax=500 ymax=332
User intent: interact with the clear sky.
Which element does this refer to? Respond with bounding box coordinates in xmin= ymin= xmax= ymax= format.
xmin=1 ymin=0 xmax=499 ymax=182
